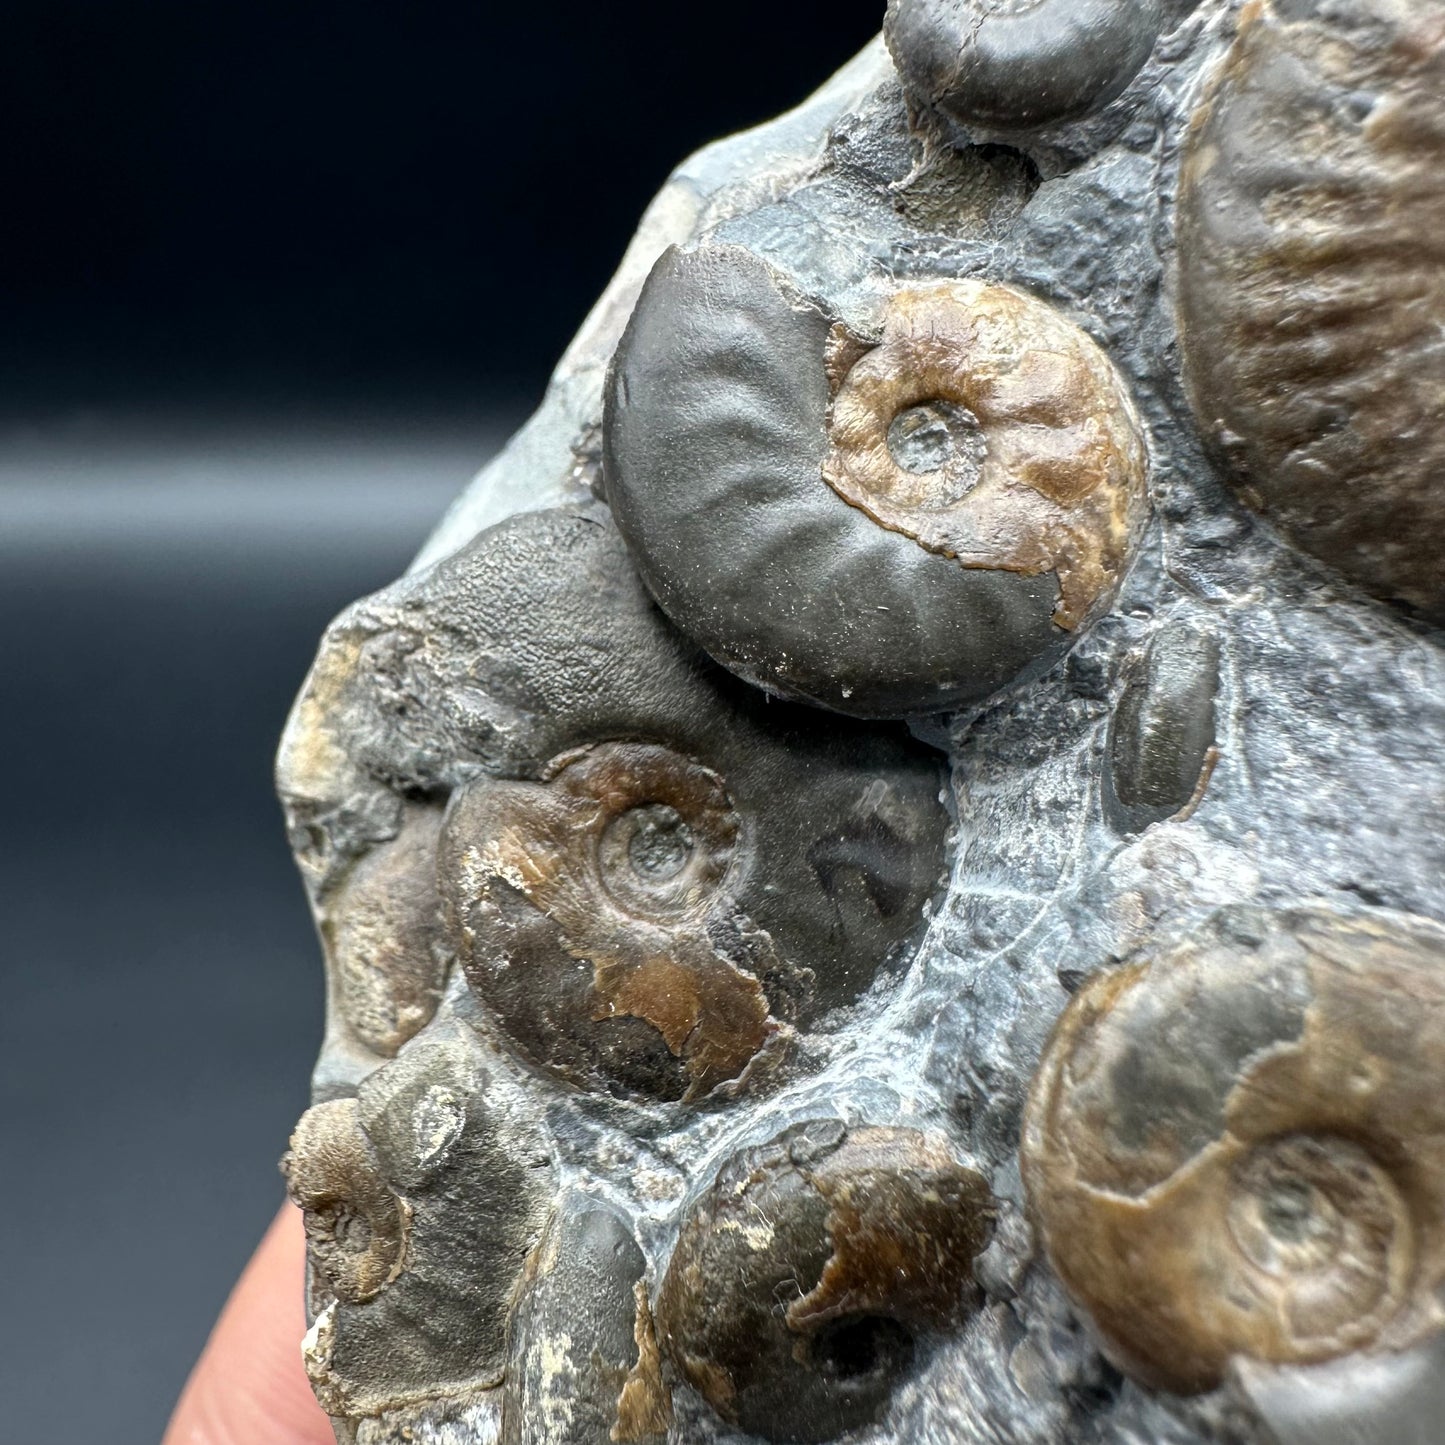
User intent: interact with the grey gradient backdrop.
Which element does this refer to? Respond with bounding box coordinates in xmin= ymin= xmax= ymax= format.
xmin=0 ymin=4 xmax=881 ymax=1439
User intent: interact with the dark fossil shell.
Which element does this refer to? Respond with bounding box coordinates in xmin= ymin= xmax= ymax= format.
xmin=277 ymin=508 xmax=947 ymax=1092
xmin=1178 ymin=0 xmax=1445 ymax=623
xmin=280 ymin=507 xmax=949 ymax=1097
xmin=502 ymin=1194 xmax=671 ymax=1444
xmin=604 ymin=244 xmax=1147 ymax=719
xmin=1021 ymin=904 xmax=1445 ymax=1394
xmin=1102 ymin=619 xmax=1220 ymax=833
xmin=439 ymin=727 xmax=948 ymax=1103
xmin=657 ymin=1120 xmax=995 ymax=1442
xmin=283 ymin=1029 xmax=555 ymax=1417
xmin=885 ymin=0 xmax=1169 ymax=132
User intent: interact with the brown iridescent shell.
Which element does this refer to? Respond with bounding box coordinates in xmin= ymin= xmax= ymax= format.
xmin=1021 ymin=905 xmax=1445 ymax=1394
xmin=440 ymin=726 xmax=948 ymax=1103
xmin=1178 ymin=0 xmax=1445 ymax=622
xmin=441 ymin=741 xmax=767 ymax=1102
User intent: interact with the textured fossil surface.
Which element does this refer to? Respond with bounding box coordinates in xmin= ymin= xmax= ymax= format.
xmin=278 ymin=2 xmax=1445 ymax=1442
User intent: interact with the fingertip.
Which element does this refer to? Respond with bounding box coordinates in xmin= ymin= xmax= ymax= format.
xmin=163 ymin=1203 xmax=334 ymax=1445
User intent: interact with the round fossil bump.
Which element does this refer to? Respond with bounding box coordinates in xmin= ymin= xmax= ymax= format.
xmin=295 ymin=1030 xmax=557 ymax=1418
xmin=604 ymin=244 xmax=1148 ymax=718
xmin=1102 ymin=619 xmax=1220 ymax=833
xmin=1177 ymin=0 xmax=1445 ymax=623
xmin=657 ymin=1120 xmax=995 ymax=1442
xmin=1021 ymin=904 xmax=1445 ymax=1394
xmin=284 ymin=1098 xmax=408 ymax=1305
xmin=885 ymin=0 xmax=1169 ymax=132
xmin=441 ymin=741 xmax=759 ymax=1102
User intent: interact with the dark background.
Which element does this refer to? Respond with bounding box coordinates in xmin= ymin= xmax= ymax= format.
xmin=0 ymin=4 xmax=882 ymax=1441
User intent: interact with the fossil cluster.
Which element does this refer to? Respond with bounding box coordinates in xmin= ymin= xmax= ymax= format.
xmin=278 ymin=2 xmax=1445 ymax=1442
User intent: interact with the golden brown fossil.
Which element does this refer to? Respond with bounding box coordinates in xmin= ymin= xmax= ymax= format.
xmin=1178 ymin=0 xmax=1445 ymax=622
xmin=1021 ymin=904 xmax=1445 ymax=1394
xmin=283 ymin=1098 xmax=409 ymax=1306
xmin=824 ymin=280 xmax=1149 ymax=633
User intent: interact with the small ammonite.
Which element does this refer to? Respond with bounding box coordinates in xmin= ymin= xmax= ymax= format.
xmin=885 ymin=0 xmax=1172 ymax=133
xmin=283 ymin=1029 xmax=556 ymax=1418
xmin=1021 ymin=904 xmax=1445 ymax=1394
xmin=1177 ymin=0 xmax=1445 ymax=623
xmin=604 ymin=244 xmax=1148 ymax=719
xmin=284 ymin=1098 xmax=409 ymax=1305
xmin=440 ymin=736 xmax=947 ymax=1103
xmin=657 ymin=1120 xmax=995 ymax=1442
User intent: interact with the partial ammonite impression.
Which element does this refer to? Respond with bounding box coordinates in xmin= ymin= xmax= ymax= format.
xmin=1021 ymin=905 xmax=1445 ymax=1394
xmin=285 ymin=1098 xmax=409 ymax=1306
xmin=1178 ymin=0 xmax=1445 ymax=622
xmin=885 ymin=0 xmax=1172 ymax=133
xmin=604 ymin=245 xmax=1147 ymax=718
xmin=657 ymin=1120 xmax=995 ymax=1442
xmin=502 ymin=1194 xmax=672 ymax=1445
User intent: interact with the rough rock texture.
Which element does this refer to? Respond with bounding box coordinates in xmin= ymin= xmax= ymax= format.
xmin=279 ymin=3 xmax=1445 ymax=1442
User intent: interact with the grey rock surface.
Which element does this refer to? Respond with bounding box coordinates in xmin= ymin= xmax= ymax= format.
xmin=278 ymin=2 xmax=1445 ymax=1441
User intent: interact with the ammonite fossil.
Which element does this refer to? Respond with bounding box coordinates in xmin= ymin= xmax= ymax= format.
xmin=284 ymin=1098 xmax=409 ymax=1306
xmin=270 ymin=9 xmax=1445 ymax=1444
xmin=284 ymin=1030 xmax=555 ymax=1417
xmin=604 ymin=244 xmax=1148 ymax=719
xmin=657 ymin=1120 xmax=995 ymax=1442
xmin=440 ymin=728 xmax=947 ymax=1102
xmin=1178 ymin=0 xmax=1445 ymax=622
xmin=280 ymin=506 xmax=949 ymax=1088
xmin=1021 ymin=905 xmax=1445 ymax=1394
xmin=885 ymin=0 xmax=1172 ymax=132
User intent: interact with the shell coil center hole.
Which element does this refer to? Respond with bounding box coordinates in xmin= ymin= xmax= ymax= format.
xmin=812 ymin=1314 xmax=915 ymax=1384
xmin=885 ymin=401 xmax=987 ymax=508
xmin=620 ymin=803 xmax=695 ymax=882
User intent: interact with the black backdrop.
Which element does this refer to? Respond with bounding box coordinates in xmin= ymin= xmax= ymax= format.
xmin=0 ymin=4 xmax=883 ymax=1441
xmin=2 ymin=0 xmax=882 ymax=410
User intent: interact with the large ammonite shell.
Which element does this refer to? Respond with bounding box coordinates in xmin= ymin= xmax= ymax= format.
xmin=440 ymin=731 xmax=947 ymax=1103
xmin=1178 ymin=0 xmax=1445 ymax=623
xmin=1020 ymin=904 xmax=1445 ymax=1394
xmin=885 ymin=0 xmax=1170 ymax=133
xmin=604 ymin=244 xmax=1148 ymax=719
xmin=281 ymin=506 xmax=950 ymax=1093
xmin=656 ymin=1120 xmax=995 ymax=1443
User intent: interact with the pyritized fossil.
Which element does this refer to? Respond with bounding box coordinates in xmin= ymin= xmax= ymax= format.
xmin=278 ymin=2 xmax=1445 ymax=1441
